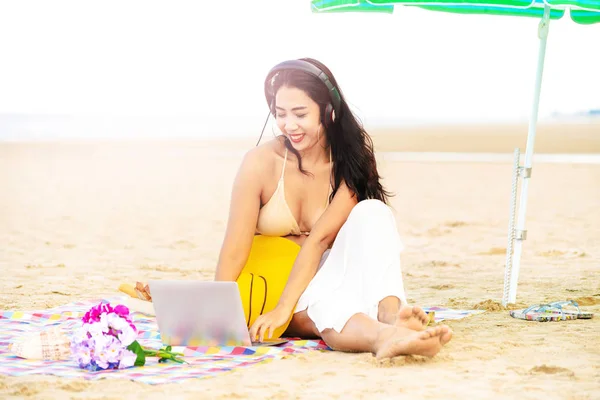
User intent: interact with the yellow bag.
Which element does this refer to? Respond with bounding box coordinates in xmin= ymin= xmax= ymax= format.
xmin=236 ymin=235 xmax=300 ymax=339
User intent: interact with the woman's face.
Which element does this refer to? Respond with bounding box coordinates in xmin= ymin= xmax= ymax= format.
xmin=274 ymin=85 xmax=325 ymax=152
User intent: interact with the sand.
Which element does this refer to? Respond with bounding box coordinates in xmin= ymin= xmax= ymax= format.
xmin=1 ymin=122 xmax=599 ymax=399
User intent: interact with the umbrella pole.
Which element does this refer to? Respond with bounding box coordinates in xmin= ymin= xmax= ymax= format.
xmin=503 ymin=4 xmax=552 ymax=306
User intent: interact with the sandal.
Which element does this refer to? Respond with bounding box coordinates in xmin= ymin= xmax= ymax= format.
xmin=509 ymin=303 xmax=578 ymax=322
xmin=546 ymin=300 xmax=594 ymax=319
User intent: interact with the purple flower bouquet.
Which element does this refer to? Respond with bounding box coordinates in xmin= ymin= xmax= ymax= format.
xmin=71 ymin=302 xmax=184 ymax=371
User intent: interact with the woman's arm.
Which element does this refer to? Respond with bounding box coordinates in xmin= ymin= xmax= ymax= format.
xmin=214 ymin=149 xmax=264 ymax=282
xmin=277 ymin=181 xmax=357 ymax=312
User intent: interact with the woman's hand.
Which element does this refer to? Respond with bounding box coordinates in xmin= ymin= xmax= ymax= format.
xmin=249 ymin=305 xmax=290 ymax=343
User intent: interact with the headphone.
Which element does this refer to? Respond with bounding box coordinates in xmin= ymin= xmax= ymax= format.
xmin=256 ymin=59 xmax=342 ymax=146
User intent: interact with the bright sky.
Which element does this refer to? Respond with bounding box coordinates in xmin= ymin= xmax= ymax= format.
xmin=0 ymin=0 xmax=598 ymax=138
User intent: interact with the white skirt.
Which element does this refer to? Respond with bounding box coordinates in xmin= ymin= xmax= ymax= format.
xmin=294 ymin=199 xmax=408 ymax=333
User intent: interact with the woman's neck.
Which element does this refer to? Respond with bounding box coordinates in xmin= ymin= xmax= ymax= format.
xmin=296 ymin=140 xmax=330 ymax=169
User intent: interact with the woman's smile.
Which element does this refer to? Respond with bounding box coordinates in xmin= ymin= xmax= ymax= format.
xmin=288 ymin=133 xmax=305 ymax=143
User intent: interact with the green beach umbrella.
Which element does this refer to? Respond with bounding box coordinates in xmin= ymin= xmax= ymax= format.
xmin=312 ymin=0 xmax=600 ymax=306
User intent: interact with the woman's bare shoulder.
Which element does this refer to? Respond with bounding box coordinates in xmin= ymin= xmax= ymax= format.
xmin=239 ymin=136 xmax=286 ymax=172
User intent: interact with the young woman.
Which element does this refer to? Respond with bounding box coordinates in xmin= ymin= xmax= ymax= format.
xmin=214 ymin=58 xmax=452 ymax=359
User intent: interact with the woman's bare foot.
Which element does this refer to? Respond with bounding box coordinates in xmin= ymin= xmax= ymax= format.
xmin=374 ymin=325 xmax=453 ymax=360
xmin=383 ymin=306 xmax=430 ymax=331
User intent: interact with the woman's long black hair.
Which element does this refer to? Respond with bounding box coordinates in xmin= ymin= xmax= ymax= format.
xmin=267 ymin=57 xmax=393 ymax=204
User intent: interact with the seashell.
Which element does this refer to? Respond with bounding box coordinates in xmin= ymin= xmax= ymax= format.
xmin=9 ymin=326 xmax=72 ymax=360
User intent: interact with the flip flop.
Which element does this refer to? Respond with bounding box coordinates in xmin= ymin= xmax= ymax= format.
xmin=546 ymin=300 xmax=594 ymax=319
xmin=509 ymin=304 xmax=578 ymax=322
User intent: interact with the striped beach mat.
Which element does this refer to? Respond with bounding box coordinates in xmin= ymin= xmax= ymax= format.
xmin=0 ymin=298 xmax=329 ymax=384
xmin=0 ymin=299 xmax=483 ymax=384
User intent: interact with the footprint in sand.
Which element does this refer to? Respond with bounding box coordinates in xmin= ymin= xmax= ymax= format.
xmin=50 ymin=291 xmax=71 ymax=296
xmin=478 ymin=247 xmax=506 ymax=256
xmin=529 ymin=365 xmax=575 ymax=378
xmin=25 ymin=263 xmax=66 ymax=269
xmin=572 ymin=296 xmax=600 ymax=306
xmin=426 ymin=227 xmax=452 ymax=236
xmin=420 ymin=260 xmax=461 ymax=268
xmin=444 ymin=221 xmax=468 ymax=228
xmin=426 ymin=221 xmax=469 ymax=236
xmin=430 ymin=284 xmax=455 ymax=290
xmin=537 ymin=249 xmax=587 ymax=258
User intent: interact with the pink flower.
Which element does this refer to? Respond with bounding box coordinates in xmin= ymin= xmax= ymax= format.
xmin=100 ymin=303 xmax=113 ymax=314
xmin=113 ymin=305 xmax=130 ymax=318
xmin=82 ymin=303 xmax=104 ymax=323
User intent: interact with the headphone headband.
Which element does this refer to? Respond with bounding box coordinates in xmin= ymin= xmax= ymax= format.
xmin=264 ymin=59 xmax=342 ymax=114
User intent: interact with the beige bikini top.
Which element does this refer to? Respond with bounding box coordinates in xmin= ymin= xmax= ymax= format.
xmin=256 ymin=148 xmax=332 ymax=237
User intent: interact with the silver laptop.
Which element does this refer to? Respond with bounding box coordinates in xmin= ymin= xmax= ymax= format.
xmin=148 ymin=280 xmax=288 ymax=347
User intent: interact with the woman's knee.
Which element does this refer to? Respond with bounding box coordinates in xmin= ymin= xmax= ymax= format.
xmin=348 ymin=199 xmax=395 ymax=227
xmin=345 ymin=199 xmax=403 ymax=251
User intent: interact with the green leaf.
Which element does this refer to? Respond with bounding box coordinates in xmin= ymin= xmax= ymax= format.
xmin=136 ymin=344 xmax=187 ymax=365
xmin=126 ymin=340 xmax=146 ymax=367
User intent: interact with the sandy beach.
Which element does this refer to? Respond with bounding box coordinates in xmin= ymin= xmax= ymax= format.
xmin=1 ymin=122 xmax=599 ymax=399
